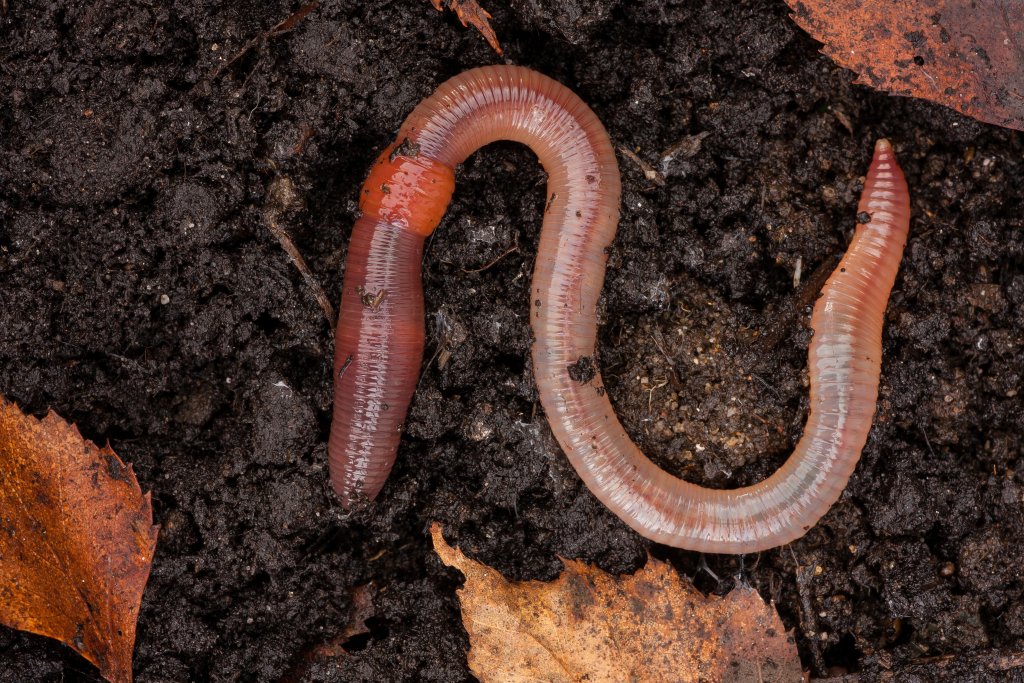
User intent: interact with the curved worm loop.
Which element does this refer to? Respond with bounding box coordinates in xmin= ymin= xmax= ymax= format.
xmin=330 ymin=65 xmax=910 ymax=553
xmin=558 ymin=139 xmax=909 ymax=552
xmin=330 ymin=65 xmax=618 ymax=507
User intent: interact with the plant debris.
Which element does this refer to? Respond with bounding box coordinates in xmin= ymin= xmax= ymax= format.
xmin=786 ymin=0 xmax=1024 ymax=130
xmin=0 ymin=397 xmax=158 ymax=683
xmin=431 ymin=523 xmax=801 ymax=682
xmin=430 ymin=0 xmax=503 ymax=55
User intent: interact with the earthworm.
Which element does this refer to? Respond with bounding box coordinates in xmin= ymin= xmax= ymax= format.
xmin=330 ymin=65 xmax=910 ymax=553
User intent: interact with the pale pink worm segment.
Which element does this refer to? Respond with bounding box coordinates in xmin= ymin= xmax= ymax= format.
xmin=330 ymin=65 xmax=910 ymax=553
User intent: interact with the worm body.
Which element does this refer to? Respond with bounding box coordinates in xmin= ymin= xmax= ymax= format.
xmin=330 ymin=65 xmax=910 ymax=552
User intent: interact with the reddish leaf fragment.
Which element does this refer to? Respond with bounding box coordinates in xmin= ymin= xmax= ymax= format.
xmin=280 ymin=583 xmax=378 ymax=682
xmin=0 ymin=397 xmax=158 ymax=683
xmin=430 ymin=0 xmax=503 ymax=55
xmin=269 ymin=0 xmax=321 ymax=36
xmin=786 ymin=0 xmax=1024 ymax=131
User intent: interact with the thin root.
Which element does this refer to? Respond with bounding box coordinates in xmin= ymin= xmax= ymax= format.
xmin=618 ymin=146 xmax=666 ymax=187
xmin=263 ymin=177 xmax=336 ymax=330
xmin=204 ymin=0 xmax=321 ymax=84
xmin=461 ymin=244 xmax=519 ymax=273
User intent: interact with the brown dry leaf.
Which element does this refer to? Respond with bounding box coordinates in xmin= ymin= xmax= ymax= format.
xmin=430 ymin=523 xmax=801 ymax=683
xmin=0 ymin=396 xmax=158 ymax=683
xmin=430 ymin=0 xmax=503 ymax=55
xmin=786 ymin=0 xmax=1024 ymax=131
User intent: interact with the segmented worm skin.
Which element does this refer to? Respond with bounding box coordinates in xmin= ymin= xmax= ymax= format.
xmin=331 ymin=65 xmax=910 ymax=553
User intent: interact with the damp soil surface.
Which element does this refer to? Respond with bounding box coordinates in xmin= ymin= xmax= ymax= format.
xmin=1 ymin=0 xmax=1022 ymax=681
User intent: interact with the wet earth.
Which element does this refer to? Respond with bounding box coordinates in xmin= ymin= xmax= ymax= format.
xmin=1 ymin=0 xmax=1022 ymax=680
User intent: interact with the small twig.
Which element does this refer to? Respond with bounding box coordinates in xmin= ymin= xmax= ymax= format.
xmin=832 ymin=108 xmax=854 ymax=134
xmin=429 ymin=0 xmax=503 ymax=55
xmin=205 ymin=0 xmax=321 ymax=84
xmin=919 ymin=426 xmax=936 ymax=458
xmin=266 ymin=218 xmax=336 ymax=329
xmin=618 ymin=146 xmax=666 ymax=187
xmin=292 ymin=123 xmax=315 ymax=156
xmin=264 ymin=176 xmax=336 ymax=330
xmin=646 ymin=377 xmax=668 ymax=412
xmin=659 ymin=131 xmax=711 ymax=166
xmin=419 ymin=343 xmax=445 ymax=388
xmin=418 ymin=310 xmax=467 ymax=386
xmin=270 ymin=0 xmax=321 ymax=35
xmin=650 ymin=327 xmax=681 ymax=385
xmin=751 ymin=373 xmax=782 ymax=402
xmin=461 ymin=244 xmax=518 ymax=273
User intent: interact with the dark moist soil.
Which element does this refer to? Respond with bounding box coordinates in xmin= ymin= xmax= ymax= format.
xmin=1 ymin=0 xmax=1022 ymax=681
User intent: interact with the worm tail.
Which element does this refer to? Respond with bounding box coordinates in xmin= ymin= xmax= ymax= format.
xmin=330 ymin=217 xmax=426 ymax=506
